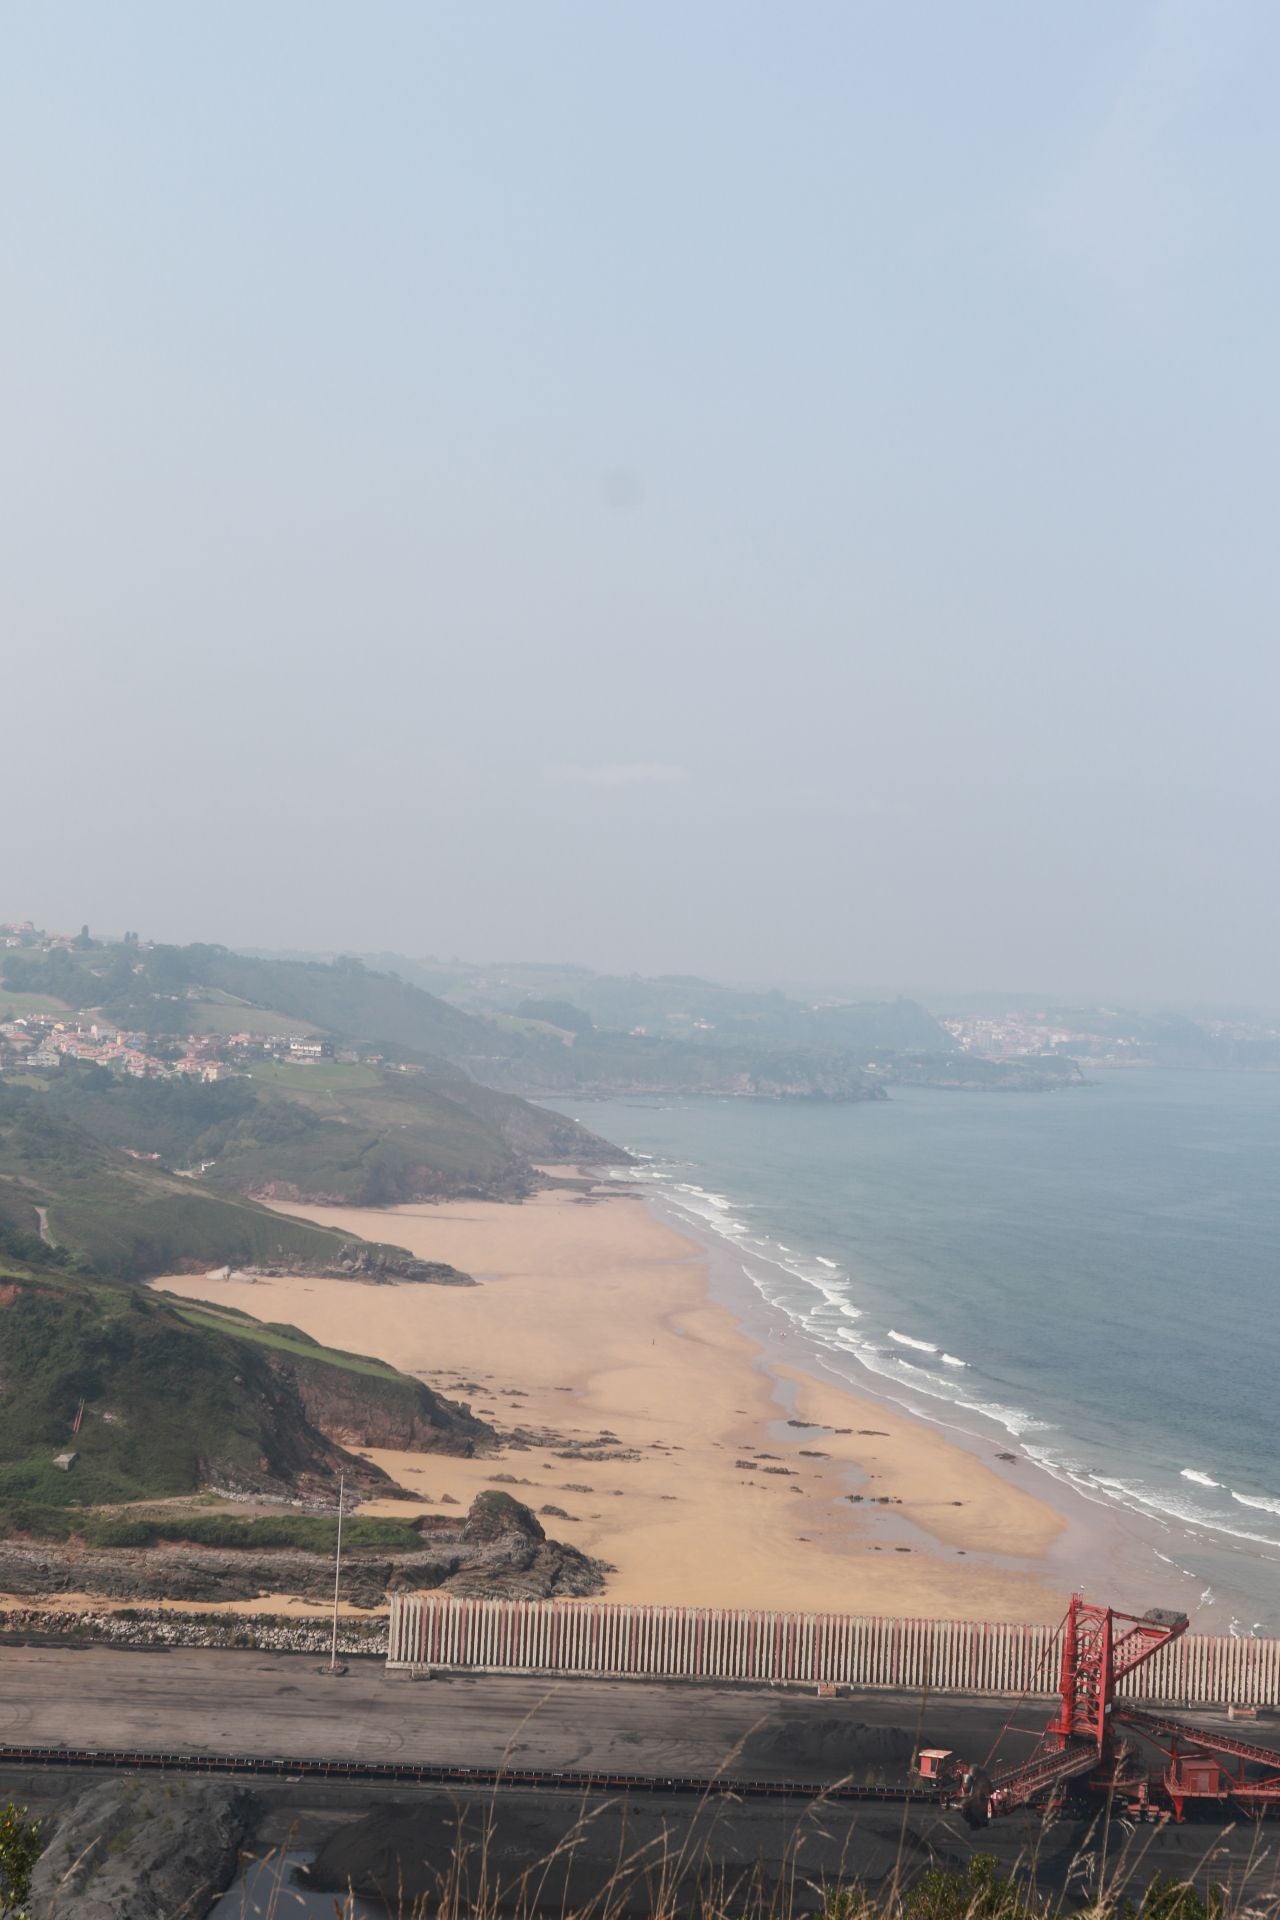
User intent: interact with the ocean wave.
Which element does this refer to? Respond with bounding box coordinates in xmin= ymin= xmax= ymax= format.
xmin=609 ymin=1146 xmax=1280 ymax=1573
xmin=636 ymin=1161 xmax=1053 ymax=1445
xmin=957 ymin=1398 xmax=1051 ymax=1438
xmin=1090 ymin=1476 xmax=1280 ymax=1550
xmin=1232 ymin=1490 xmax=1280 ymax=1517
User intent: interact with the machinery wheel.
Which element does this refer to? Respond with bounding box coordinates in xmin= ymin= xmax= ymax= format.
xmin=960 ymin=1767 xmax=992 ymax=1828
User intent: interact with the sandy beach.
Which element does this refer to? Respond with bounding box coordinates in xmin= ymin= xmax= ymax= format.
xmin=154 ymin=1178 xmax=1074 ymax=1622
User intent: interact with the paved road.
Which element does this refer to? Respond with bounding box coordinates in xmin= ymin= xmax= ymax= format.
xmin=0 ymin=1645 xmax=1038 ymax=1779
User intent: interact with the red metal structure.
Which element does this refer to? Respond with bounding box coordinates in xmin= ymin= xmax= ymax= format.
xmin=951 ymin=1595 xmax=1280 ymax=1826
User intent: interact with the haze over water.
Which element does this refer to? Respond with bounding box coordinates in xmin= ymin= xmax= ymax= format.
xmin=551 ymin=1071 xmax=1280 ymax=1633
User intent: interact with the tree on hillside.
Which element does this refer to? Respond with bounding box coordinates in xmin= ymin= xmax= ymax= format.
xmin=0 ymin=1801 xmax=41 ymax=1917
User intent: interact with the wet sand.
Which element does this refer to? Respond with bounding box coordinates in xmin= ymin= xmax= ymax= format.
xmin=155 ymin=1182 xmax=1071 ymax=1620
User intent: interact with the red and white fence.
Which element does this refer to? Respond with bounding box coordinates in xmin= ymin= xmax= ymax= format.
xmin=386 ymin=1594 xmax=1280 ymax=1706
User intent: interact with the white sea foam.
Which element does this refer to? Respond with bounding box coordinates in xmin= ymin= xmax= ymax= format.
xmin=1232 ymin=1490 xmax=1280 ymax=1517
xmin=610 ymin=1146 xmax=1280 ymax=1576
xmin=1089 ymin=1475 xmax=1280 ymax=1550
xmin=958 ymin=1398 xmax=1051 ymax=1438
xmin=651 ymin=1163 xmax=1058 ymax=1445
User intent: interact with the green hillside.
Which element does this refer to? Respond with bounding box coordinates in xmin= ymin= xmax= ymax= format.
xmin=2 ymin=940 xmax=618 ymax=1177
xmin=0 ymin=1081 xmax=459 ymax=1280
xmin=362 ymin=953 xmax=951 ymax=1055
xmin=144 ymin=945 xmax=890 ymax=1098
xmin=0 ymin=1238 xmax=490 ymax=1537
xmin=32 ymin=1058 xmax=602 ymax=1209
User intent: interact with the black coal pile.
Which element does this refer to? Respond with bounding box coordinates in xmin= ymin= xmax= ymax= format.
xmin=303 ymin=1793 xmax=954 ymax=1916
xmin=737 ymin=1713 xmax=914 ymax=1782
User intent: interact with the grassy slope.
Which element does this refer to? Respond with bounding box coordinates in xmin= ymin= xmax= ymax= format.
xmin=181 ymin=997 xmax=319 ymax=1038
xmin=2 ymin=940 xmax=617 ymax=1189
xmin=195 ymin=951 xmax=893 ymax=1095
xmin=34 ymin=1059 xmax=600 ymax=1208
xmin=0 ymin=987 xmax=70 ymax=1017
xmin=167 ymin=1303 xmax=407 ymax=1379
xmin=360 ymin=954 xmax=952 ymax=1055
xmin=0 ymin=1235 xmax=489 ymax=1532
xmin=0 ymin=1261 xmax=341 ymax=1513
xmin=0 ymin=1081 xmax=436 ymax=1279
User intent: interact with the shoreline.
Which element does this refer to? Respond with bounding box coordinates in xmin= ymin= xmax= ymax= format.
xmin=156 ymin=1177 xmax=1079 ymax=1622
xmin=635 ymin=1182 xmax=1188 ymax=1619
xmin=621 ymin=1173 xmax=1266 ymax=1637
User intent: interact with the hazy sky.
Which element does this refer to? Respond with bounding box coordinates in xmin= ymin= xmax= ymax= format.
xmin=4 ymin=2 xmax=1277 ymax=1003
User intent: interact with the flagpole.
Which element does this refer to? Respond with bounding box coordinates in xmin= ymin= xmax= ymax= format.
xmin=329 ymin=1472 xmax=344 ymax=1672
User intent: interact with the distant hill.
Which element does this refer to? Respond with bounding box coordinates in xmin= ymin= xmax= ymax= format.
xmin=1 ymin=942 xmax=617 ymax=1191
xmin=360 ymin=953 xmax=952 ymax=1057
xmin=4 ymin=936 xmax=1092 ymax=1100
xmin=34 ymin=1059 xmax=602 ymax=1210
xmin=220 ymin=949 xmax=929 ymax=1096
xmin=4 ymin=940 xmax=893 ymax=1101
xmin=0 ymin=1079 xmax=491 ymax=1279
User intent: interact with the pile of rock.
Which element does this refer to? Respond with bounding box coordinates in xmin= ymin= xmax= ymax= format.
xmin=0 ymin=1605 xmax=389 ymax=1655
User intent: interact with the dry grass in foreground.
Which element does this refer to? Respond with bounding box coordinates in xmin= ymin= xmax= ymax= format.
xmin=209 ymin=1791 xmax=1280 ymax=1920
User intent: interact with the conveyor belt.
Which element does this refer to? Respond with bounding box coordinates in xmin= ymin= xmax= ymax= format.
xmin=1120 ymin=1708 xmax=1280 ymax=1771
xmin=0 ymin=1742 xmax=941 ymax=1804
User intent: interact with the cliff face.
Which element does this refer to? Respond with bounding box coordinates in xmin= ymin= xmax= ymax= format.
xmin=278 ymin=1351 xmax=492 ymax=1456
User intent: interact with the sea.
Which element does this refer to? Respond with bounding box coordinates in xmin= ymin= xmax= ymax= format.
xmin=545 ymin=1070 xmax=1280 ymax=1636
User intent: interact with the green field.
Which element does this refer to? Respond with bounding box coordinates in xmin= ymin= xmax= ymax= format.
xmin=0 ymin=988 xmax=70 ymax=1017
xmin=180 ymin=998 xmax=319 ymax=1038
xmin=170 ymin=1303 xmax=402 ymax=1380
xmin=247 ymin=1060 xmax=383 ymax=1093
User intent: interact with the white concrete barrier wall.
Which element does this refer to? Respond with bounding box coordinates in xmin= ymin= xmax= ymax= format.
xmin=386 ymin=1595 xmax=1280 ymax=1706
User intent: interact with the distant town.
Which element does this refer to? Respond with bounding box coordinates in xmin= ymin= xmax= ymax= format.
xmin=940 ymin=1007 xmax=1280 ymax=1069
xmin=0 ymin=1012 xmax=354 ymax=1083
xmin=0 ymin=919 xmax=373 ymax=1083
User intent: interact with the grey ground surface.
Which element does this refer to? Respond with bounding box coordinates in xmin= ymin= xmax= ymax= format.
xmin=0 ymin=1645 xmax=1037 ymax=1777
xmin=3 ymin=1650 xmax=1278 ymax=1912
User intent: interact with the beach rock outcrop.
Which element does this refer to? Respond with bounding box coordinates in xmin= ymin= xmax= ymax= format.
xmin=27 ymin=1778 xmax=258 ymax=1919
xmin=0 ymin=1492 xmax=605 ymax=1607
xmin=463 ymin=1488 xmax=545 ymax=1544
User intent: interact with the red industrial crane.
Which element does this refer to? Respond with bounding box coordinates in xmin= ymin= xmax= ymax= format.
xmin=943 ymin=1595 xmax=1280 ymax=1826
